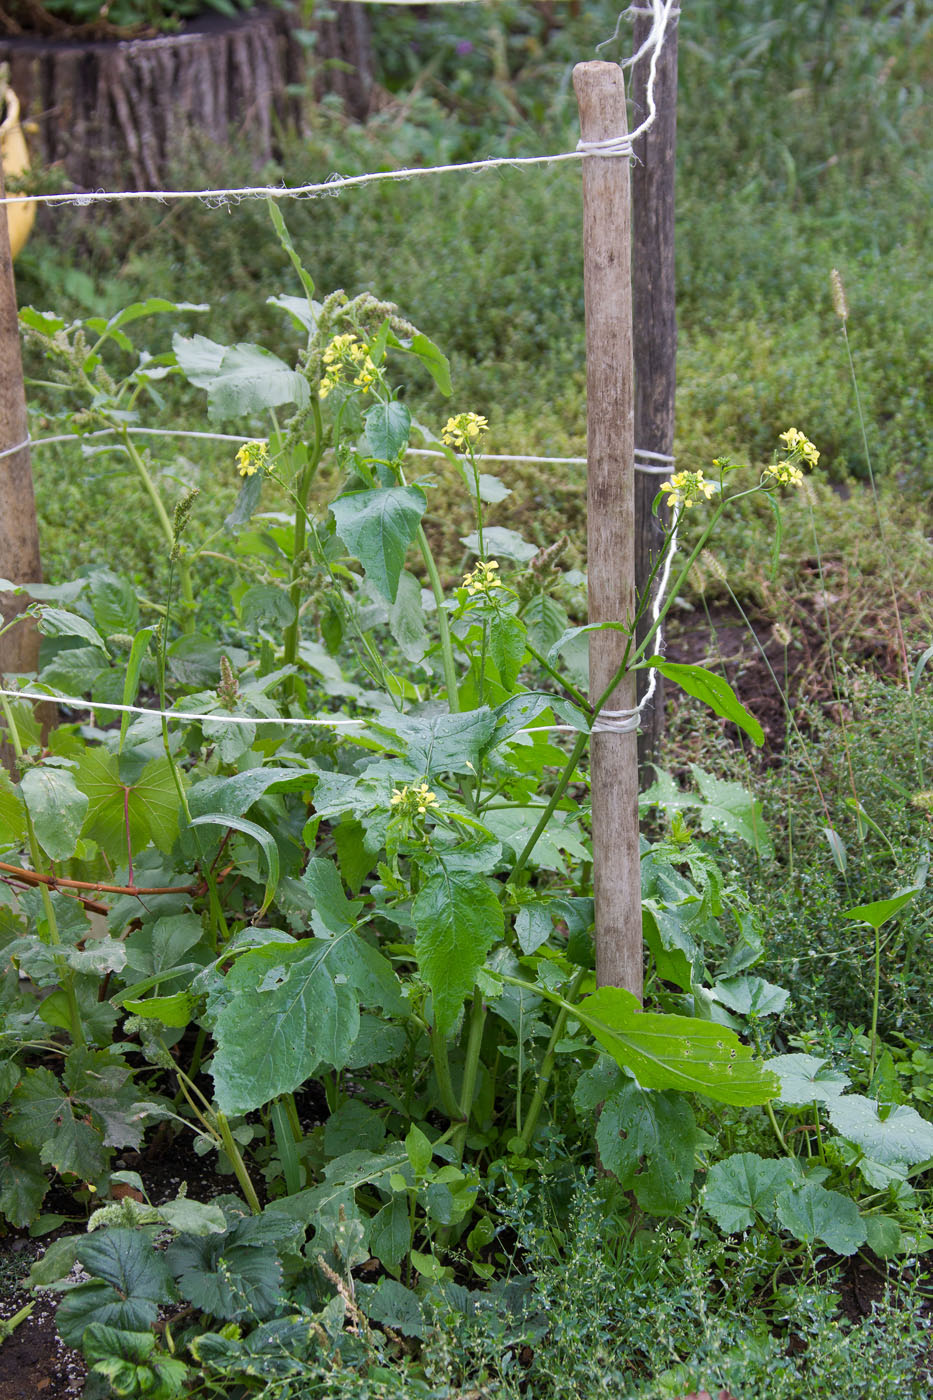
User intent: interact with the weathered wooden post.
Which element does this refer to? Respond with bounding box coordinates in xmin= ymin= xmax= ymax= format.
xmin=573 ymin=61 xmax=642 ymax=998
xmin=0 ymin=164 xmax=44 ymax=772
xmin=631 ymin=6 xmax=679 ymax=777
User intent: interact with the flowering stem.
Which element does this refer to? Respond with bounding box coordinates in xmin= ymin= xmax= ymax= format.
xmin=514 ymin=968 xmax=586 ymax=1152
xmin=511 ymin=731 xmax=589 ymax=883
xmin=451 ymin=987 xmax=487 ymax=1166
xmin=117 ymin=427 xmax=195 ymax=629
xmin=417 ymin=526 xmax=460 ymax=713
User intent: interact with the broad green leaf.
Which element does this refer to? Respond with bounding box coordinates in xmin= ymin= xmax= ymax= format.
xmin=174 ymin=333 xmax=310 ymax=421
xmin=646 ymin=658 xmax=764 ymax=747
xmin=56 ymin=1230 xmax=177 ymax=1346
xmin=864 ymin=1214 xmax=902 ymax=1259
xmin=571 ymin=986 xmax=777 ymax=1106
xmin=0 ymin=1139 xmax=48 ymax=1227
xmin=546 ymin=619 xmax=630 ymax=667
xmin=20 ymin=767 xmax=88 ymax=862
xmin=483 ymin=806 xmax=588 ymax=872
xmin=323 ymin=1101 xmax=386 ymax=1157
xmin=476 ymin=473 xmax=511 ymax=504
xmin=38 ymin=645 xmax=109 ymax=696
xmin=88 ymin=570 xmax=139 ymax=636
xmin=238 ymin=584 xmax=296 ymax=631
xmin=406 ymin=1123 xmax=433 ymax=1177
xmin=224 ymin=470 xmax=263 ymax=532
xmin=8 ymin=1067 xmax=108 ymax=1179
xmin=36 ymin=607 xmax=107 ymax=652
xmin=775 ymin=1182 xmax=867 ymax=1256
xmin=91 ymin=298 xmax=207 ymax=341
xmin=711 ymin=975 xmax=789 ymax=1017
xmin=358 ymin=1277 xmax=426 ymax=1337
xmin=188 ymin=766 xmax=317 ymax=820
xmin=365 ymin=400 xmax=411 ymax=461
xmin=703 ymin=1151 xmax=801 ymax=1232
xmin=596 ymin=1082 xmax=697 ymax=1215
xmin=843 ymin=889 xmax=919 ymax=930
xmin=330 ymin=486 xmax=427 ymax=602
xmin=461 ymin=526 xmax=537 ymax=563
xmin=392 ymin=708 xmax=497 ymax=776
xmin=188 ymin=814 xmax=280 ymax=916
xmin=412 ymin=864 xmax=504 ymax=1035
xmin=300 ymin=856 xmax=364 ymax=936
xmin=123 ymin=991 xmax=193 ymax=1028
xmin=827 ymin=1094 xmax=933 ymax=1166
xmin=208 ymin=928 xmax=396 ymax=1114
xmin=388 ymin=570 xmax=428 ymax=663
xmin=75 ymin=750 xmax=181 ymax=860
xmin=168 ymin=1235 xmax=282 ymax=1322
xmin=765 ymin=1054 xmax=850 ymax=1106
xmin=690 ymin=766 xmax=773 ymax=856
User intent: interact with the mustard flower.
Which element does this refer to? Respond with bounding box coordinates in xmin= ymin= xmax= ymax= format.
xmin=462 ymin=559 xmax=503 ymax=597
xmin=763 ymin=459 xmax=804 ymax=488
xmin=442 ymin=412 xmax=489 ymax=452
xmin=235 ymin=440 xmax=268 ymax=477
xmin=779 ymin=428 xmax=820 ymax=467
xmin=659 ymin=470 xmax=716 ymax=510
xmin=320 ymin=332 xmax=378 ymax=398
xmin=390 ymin=783 xmax=439 ymax=818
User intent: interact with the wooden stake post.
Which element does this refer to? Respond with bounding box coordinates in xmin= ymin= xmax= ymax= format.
xmin=0 ymin=165 xmax=44 ymax=772
xmin=631 ymin=7 xmax=679 ymax=775
xmin=573 ymin=62 xmax=642 ymax=998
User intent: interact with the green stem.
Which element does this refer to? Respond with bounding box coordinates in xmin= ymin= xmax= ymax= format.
xmin=0 ymin=695 xmax=85 ymax=1046
xmin=451 ymin=988 xmax=487 ymax=1165
xmin=431 ymin=1030 xmax=466 ymax=1122
xmin=284 ymin=399 xmax=325 ymax=679
xmin=521 ymin=638 xmax=590 ymax=711
xmin=511 ymin=731 xmax=588 ymax=883
xmin=514 ymin=969 xmax=585 ymax=1153
xmin=766 ymin=1100 xmax=790 ymax=1156
xmin=118 ymin=428 xmax=195 ymax=626
xmin=213 ymin=1109 xmax=263 ymax=1215
xmin=417 ymin=525 xmax=459 ymax=713
xmin=869 ymin=924 xmax=881 ymax=1082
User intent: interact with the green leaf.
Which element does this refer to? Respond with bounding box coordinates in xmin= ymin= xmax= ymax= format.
xmin=646 ymin=659 xmax=764 ymax=747
xmin=188 ymin=766 xmax=316 ymax=821
xmin=330 ymin=486 xmax=427 ymax=602
xmin=388 ymin=570 xmax=428 ymax=663
xmin=123 ymin=991 xmax=193 ymax=1028
xmin=827 ymin=1094 xmax=933 ymax=1166
xmin=224 ymin=470 xmax=263 ymax=532
xmin=91 ymin=298 xmax=207 ymax=342
xmin=174 ymin=333 xmax=310 ymax=421
xmin=864 ymin=1214 xmax=902 ymax=1259
xmin=36 ymin=607 xmax=107 ymax=652
xmin=323 ymin=1101 xmax=386 ymax=1157
xmin=596 ymin=1082 xmax=697 ymax=1215
xmin=8 ymin=1067 xmax=108 ymax=1179
xmin=238 ymin=584 xmax=296 ymax=631
xmin=0 ymin=1139 xmax=48 ymax=1227
xmin=38 ymin=645 xmax=109 ymax=696
xmin=765 ymin=1054 xmax=851 ymax=1106
xmin=461 ymin=526 xmax=537 ymax=563
xmin=546 ymin=619 xmax=630 ymax=667
xmin=711 ymin=975 xmax=789 ymax=1017
xmin=88 ymin=570 xmax=139 ymax=636
xmin=843 ymin=889 xmax=919 ymax=930
xmin=571 ymin=986 xmax=777 ymax=1106
xmin=75 ymin=750 xmax=181 ymax=860
xmin=209 ymin=935 xmax=365 ymax=1115
xmin=703 ymin=1151 xmax=801 ymax=1232
xmin=168 ymin=1234 xmax=282 ymax=1322
xmin=689 ymin=766 xmax=773 ymax=856
xmin=188 ymin=814 xmax=280 ymax=916
xmin=119 ymin=628 xmax=155 ymax=754
xmin=20 ymin=767 xmax=88 ymax=862
xmin=358 ymin=1278 xmax=426 ymax=1337
xmin=392 ymin=708 xmax=497 ymax=776
xmin=476 ymin=473 xmax=511 ymax=504
xmin=405 ymin=1124 xmax=433 ymax=1178
xmin=412 ymin=863 xmax=503 ymax=1035
xmin=488 ymin=613 xmax=526 ymax=691
xmin=406 ymin=332 xmax=452 ymax=395
xmin=266 ymin=200 xmax=316 ymax=305
xmin=368 ymin=1197 xmax=411 ymax=1276
xmin=365 ymin=401 xmax=411 ymax=461
xmin=300 ymin=856 xmax=364 ymax=936
xmin=775 ymin=1182 xmax=867 ymax=1256
xmin=57 ymin=1231 xmax=177 ymax=1346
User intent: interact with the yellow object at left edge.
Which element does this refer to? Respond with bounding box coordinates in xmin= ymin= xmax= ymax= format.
xmin=1 ymin=89 xmax=35 ymax=259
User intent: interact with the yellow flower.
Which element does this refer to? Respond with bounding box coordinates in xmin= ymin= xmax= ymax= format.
xmin=390 ymin=783 xmax=439 ymax=818
xmin=442 ymin=412 xmax=489 ymax=452
xmin=235 ymin=440 xmax=269 ymax=477
xmin=462 ymin=559 xmax=502 ymax=597
xmin=763 ymin=459 xmax=804 ymax=488
xmin=779 ymin=428 xmax=820 ymax=467
xmin=320 ymin=333 xmax=379 ymax=397
xmin=659 ymin=470 xmax=716 ymax=510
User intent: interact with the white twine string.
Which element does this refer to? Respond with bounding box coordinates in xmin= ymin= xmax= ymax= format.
xmin=0 ymin=1 xmax=676 ymax=212
xmin=1 ymin=430 xmax=675 ymax=475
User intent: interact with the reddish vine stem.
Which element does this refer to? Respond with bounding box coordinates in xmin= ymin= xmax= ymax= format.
xmin=0 ymin=859 xmax=234 ymax=901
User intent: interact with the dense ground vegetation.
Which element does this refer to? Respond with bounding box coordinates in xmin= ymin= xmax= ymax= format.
xmin=2 ymin=3 xmax=933 ymax=1397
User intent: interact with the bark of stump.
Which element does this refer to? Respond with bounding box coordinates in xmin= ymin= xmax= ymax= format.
xmin=0 ymin=8 xmax=306 ymax=192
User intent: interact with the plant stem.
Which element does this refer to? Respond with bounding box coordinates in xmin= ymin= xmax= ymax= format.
xmin=431 ymin=1030 xmax=466 ymax=1122
xmin=451 ymin=988 xmax=487 ymax=1165
xmin=213 ymin=1110 xmax=263 ymax=1215
xmin=511 ymin=731 xmax=588 ymax=882
xmin=869 ymin=923 xmax=881 ymax=1082
xmin=515 ymin=969 xmax=586 ymax=1152
xmin=118 ymin=427 xmax=195 ymax=626
xmin=417 ymin=525 xmax=459 ymax=712
xmin=284 ymin=399 xmax=324 ymax=680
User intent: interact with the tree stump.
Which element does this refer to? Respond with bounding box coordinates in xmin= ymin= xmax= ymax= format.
xmin=0 ymin=8 xmax=306 ymax=192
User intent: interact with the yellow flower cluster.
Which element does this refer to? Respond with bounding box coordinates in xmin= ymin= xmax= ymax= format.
xmin=764 ymin=459 xmax=804 ymax=487
xmin=390 ymin=783 xmax=439 ymax=816
xmin=442 ymin=412 xmax=489 ymax=452
xmin=235 ymin=440 xmax=269 ymax=477
xmin=320 ymin=333 xmax=378 ymax=399
xmin=659 ymin=470 xmax=716 ymax=511
xmin=778 ymin=428 xmax=820 ymax=467
xmin=462 ymin=559 xmax=502 ymax=597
